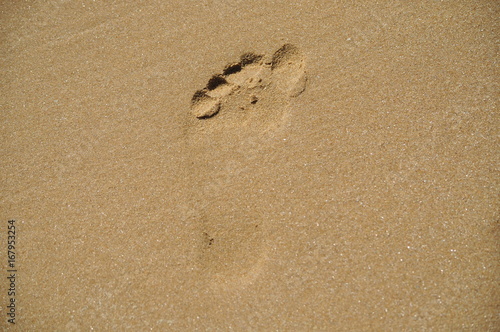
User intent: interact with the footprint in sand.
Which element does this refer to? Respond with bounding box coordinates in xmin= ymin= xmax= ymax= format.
xmin=185 ymin=44 xmax=306 ymax=290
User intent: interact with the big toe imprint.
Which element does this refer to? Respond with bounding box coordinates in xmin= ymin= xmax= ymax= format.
xmin=271 ymin=44 xmax=307 ymax=97
xmin=190 ymin=43 xmax=306 ymax=124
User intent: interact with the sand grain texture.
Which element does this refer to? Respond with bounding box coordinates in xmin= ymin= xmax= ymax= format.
xmin=1 ymin=0 xmax=498 ymax=330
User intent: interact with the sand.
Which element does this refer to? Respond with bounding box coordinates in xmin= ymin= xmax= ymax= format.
xmin=1 ymin=0 xmax=498 ymax=330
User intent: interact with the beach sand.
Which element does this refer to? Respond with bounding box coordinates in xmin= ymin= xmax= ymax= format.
xmin=1 ymin=1 xmax=498 ymax=330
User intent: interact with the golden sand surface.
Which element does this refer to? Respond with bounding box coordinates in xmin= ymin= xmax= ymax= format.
xmin=1 ymin=1 xmax=498 ymax=330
